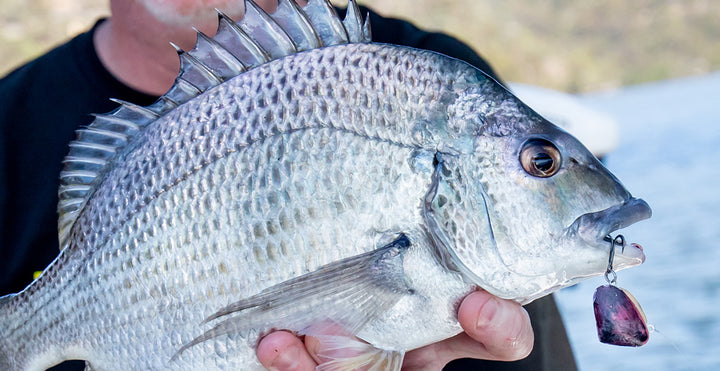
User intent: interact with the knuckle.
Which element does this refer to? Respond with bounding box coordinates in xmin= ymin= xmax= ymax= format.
xmin=497 ymin=335 xmax=534 ymax=361
xmin=487 ymin=305 xmax=534 ymax=361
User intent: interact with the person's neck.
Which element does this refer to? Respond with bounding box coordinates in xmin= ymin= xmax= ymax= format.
xmin=93 ymin=3 xmax=215 ymax=96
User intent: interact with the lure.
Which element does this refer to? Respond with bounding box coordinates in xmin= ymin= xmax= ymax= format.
xmin=593 ymin=235 xmax=649 ymax=347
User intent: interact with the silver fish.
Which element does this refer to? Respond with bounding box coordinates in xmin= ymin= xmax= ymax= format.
xmin=0 ymin=0 xmax=651 ymax=369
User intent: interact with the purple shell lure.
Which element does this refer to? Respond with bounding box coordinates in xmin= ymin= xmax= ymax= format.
xmin=593 ymin=235 xmax=649 ymax=347
xmin=594 ymin=284 xmax=649 ymax=346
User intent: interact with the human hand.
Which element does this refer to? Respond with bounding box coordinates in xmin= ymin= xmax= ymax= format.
xmin=256 ymin=290 xmax=534 ymax=370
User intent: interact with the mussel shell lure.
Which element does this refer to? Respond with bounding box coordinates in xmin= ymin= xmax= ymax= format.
xmin=593 ymin=235 xmax=649 ymax=346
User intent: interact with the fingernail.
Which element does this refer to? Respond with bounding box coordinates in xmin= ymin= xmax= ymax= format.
xmin=476 ymin=297 xmax=500 ymax=329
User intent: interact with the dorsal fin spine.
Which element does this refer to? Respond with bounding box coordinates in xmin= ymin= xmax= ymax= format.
xmin=67 ymin=141 xmax=116 ymax=155
xmin=301 ymin=0 xmax=349 ymax=46
xmin=172 ymin=42 xmax=224 ymax=92
xmin=90 ymin=113 xmax=141 ymax=133
xmin=241 ymin=0 xmax=298 ymax=58
xmin=57 ymin=0 xmax=372 ymax=247
xmin=272 ymin=0 xmax=322 ymax=51
xmin=215 ymin=10 xmax=271 ymax=68
xmin=58 ymin=184 xmax=92 ymax=196
xmin=163 ymin=78 xmax=203 ymax=107
xmin=76 ymin=128 xmax=129 ymax=142
xmin=109 ymin=98 xmax=160 ymax=117
xmin=343 ymin=0 xmax=363 ymax=42
xmin=158 ymin=96 xmax=180 ymax=109
xmin=361 ymin=12 xmax=372 ymax=42
xmin=62 ymin=156 xmax=108 ymax=166
xmin=58 ymin=199 xmax=84 ymax=210
xmin=59 ymin=170 xmax=98 ymax=179
xmin=192 ymin=29 xmax=247 ymax=79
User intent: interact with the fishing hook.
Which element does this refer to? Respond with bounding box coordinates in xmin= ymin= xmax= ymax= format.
xmin=602 ymin=234 xmax=625 ymax=285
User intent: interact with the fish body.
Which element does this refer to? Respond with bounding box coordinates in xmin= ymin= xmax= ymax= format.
xmin=0 ymin=1 xmax=651 ymax=370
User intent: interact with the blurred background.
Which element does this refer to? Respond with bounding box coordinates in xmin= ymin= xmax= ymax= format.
xmin=2 ymin=1 xmax=718 ymax=370
xmin=2 ymin=0 xmax=719 ymax=91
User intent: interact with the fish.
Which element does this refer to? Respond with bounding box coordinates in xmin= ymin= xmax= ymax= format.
xmin=0 ymin=0 xmax=652 ymax=369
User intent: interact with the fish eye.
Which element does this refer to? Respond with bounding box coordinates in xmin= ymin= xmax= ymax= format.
xmin=519 ymin=139 xmax=562 ymax=178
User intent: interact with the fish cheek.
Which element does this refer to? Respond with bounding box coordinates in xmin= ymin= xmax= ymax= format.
xmin=495 ymin=147 xmax=570 ymax=248
xmin=472 ymin=143 xmax=583 ymax=273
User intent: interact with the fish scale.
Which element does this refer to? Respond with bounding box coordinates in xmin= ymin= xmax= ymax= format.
xmin=71 ymin=43 xmax=453 ymax=252
xmin=13 ymin=126 xmax=435 ymax=368
xmin=1 ymin=1 xmax=652 ymax=370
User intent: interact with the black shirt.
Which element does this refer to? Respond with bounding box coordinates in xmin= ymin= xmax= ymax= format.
xmin=0 ymin=7 xmax=576 ymax=371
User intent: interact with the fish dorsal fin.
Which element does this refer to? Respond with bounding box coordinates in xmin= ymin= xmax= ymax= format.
xmin=57 ymin=0 xmax=371 ymax=247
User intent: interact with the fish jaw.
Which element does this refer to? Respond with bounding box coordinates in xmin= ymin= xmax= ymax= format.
xmin=567 ymin=197 xmax=652 ymax=269
xmin=495 ymin=197 xmax=652 ymax=304
xmin=511 ymin=197 xmax=650 ymax=304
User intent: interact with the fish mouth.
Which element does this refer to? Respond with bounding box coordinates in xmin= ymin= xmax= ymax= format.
xmin=569 ymin=198 xmax=652 ymax=262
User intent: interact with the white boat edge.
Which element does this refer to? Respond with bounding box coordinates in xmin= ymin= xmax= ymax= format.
xmin=508 ymin=82 xmax=619 ymax=158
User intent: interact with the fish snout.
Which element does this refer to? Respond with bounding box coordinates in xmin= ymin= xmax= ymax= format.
xmin=569 ymin=198 xmax=652 ymax=263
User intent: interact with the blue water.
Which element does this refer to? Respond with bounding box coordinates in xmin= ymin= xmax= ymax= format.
xmin=554 ymin=72 xmax=720 ymax=370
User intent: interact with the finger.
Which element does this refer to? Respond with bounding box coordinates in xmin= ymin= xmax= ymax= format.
xmin=303 ymin=322 xmax=363 ymax=365
xmin=403 ymin=291 xmax=534 ymax=369
xmin=256 ymin=331 xmax=317 ymax=371
xmin=456 ymin=290 xmax=534 ymax=361
xmin=402 ymin=332 xmax=484 ymax=370
xmin=303 ymin=332 xmax=328 ymax=365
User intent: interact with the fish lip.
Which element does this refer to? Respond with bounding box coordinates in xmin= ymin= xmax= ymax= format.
xmin=570 ymin=198 xmax=652 ymax=255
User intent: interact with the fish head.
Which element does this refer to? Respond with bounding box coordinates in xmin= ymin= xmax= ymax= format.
xmin=430 ymin=84 xmax=651 ymax=303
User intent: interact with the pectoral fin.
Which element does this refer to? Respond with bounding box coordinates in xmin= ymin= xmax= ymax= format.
xmin=173 ymin=234 xmax=415 ymax=360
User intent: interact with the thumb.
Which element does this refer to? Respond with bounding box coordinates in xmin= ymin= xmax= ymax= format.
xmin=457 ymin=290 xmax=534 ymax=361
